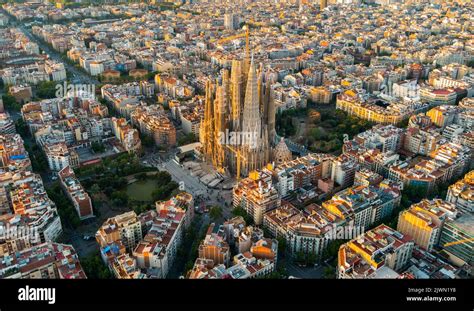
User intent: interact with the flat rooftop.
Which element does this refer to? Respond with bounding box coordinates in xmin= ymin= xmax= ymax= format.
xmin=451 ymin=213 xmax=474 ymax=236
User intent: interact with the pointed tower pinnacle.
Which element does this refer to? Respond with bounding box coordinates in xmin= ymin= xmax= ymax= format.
xmin=230 ymin=60 xmax=242 ymax=131
xmin=242 ymin=56 xmax=261 ymax=146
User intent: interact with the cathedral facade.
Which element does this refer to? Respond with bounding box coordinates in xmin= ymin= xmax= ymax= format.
xmin=200 ymin=37 xmax=278 ymax=178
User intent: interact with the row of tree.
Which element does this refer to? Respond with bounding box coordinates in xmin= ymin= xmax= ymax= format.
xmin=308 ymin=109 xmax=375 ymax=154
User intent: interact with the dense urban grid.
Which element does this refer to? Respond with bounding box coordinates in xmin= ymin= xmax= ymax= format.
xmin=0 ymin=0 xmax=472 ymax=281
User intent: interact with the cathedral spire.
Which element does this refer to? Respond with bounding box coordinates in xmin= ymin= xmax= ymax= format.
xmin=230 ymin=60 xmax=242 ymax=131
xmin=242 ymin=56 xmax=261 ymax=146
xmin=200 ymin=37 xmax=272 ymax=178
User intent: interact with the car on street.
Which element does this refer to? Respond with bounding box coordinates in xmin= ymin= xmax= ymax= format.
xmin=83 ymin=235 xmax=93 ymax=241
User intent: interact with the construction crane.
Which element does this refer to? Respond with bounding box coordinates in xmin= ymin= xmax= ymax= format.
xmin=443 ymin=238 xmax=474 ymax=248
xmin=426 ymin=237 xmax=474 ymax=258
xmin=211 ymin=28 xmax=249 ymax=45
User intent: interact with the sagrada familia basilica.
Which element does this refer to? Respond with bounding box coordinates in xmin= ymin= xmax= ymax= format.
xmin=200 ymin=31 xmax=292 ymax=178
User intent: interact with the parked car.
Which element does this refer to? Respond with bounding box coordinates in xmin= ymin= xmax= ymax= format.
xmin=83 ymin=235 xmax=93 ymax=241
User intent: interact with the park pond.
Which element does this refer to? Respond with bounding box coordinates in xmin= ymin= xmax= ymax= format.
xmin=125 ymin=179 xmax=158 ymax=202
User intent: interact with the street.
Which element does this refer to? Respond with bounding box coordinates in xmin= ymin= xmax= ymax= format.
xmin=159 ymin=158 xmax=234 ymax=220
xmin=284 ymin=255 xmax=336 ymax=279
xmin=17 ymin=23 xmax=99 ymax=85
xmin=65 ymin=229 xmax=98 ymax=258
xmin=286 ymin=262 xmax=325 ymax=279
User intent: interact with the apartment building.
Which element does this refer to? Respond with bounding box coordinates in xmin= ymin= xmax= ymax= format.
xmin=4 ymin=173 xmax=63 ymax=243
xmin=180 ymin=110 xmax=201 ymax=137
xmin=198 ymin=223 xmax=231 ymax=266
xmin=132 ymin=202 xmax=186 ymax=279
xmin=0 ymin=61 xmax=66 ymax=86
xmin=189 ymin=220 xmax=278 ymax=279
xmin=389 ymin=143 xmax=471 ymax=193
xmin=44 ymin=142 xmax=79 ymax=172
xmin=0 ymin=129 xmax=63 ymax=246
xmin=0 ymin=242 xmax=86 ymax=279
xmin=420 ymin=88 xmax=458 ymax=106
xmin=397 ymin=199 xmax=458 ymax=252
xmin=426 ymin=105 xmax=461 ymax=129
xmin=97 ymin=193 xmax=193 ymax=278
xmin=322 ymin=180 xmax=401 ymax=230
xmin=353 ymin=124 xmax=404 ymax=153
xmin=446 ymin=170 xmax=474 ymax=213
xmin=130 ymin=106 xmax=176 ymax=147
xmin=273 ymin=153 xmax=334 ymax=197
xmin=188 ymin=251 xmax=276 ymax=279
xmin=331 ymin=154 xmax=358 ymax=189
xmin=353 ymin=169 xmax=384 ymax=187
xmin=155 ymin=74 xmax=195 ymax=99
xmin=403 ymin=246 xmax=459 ymax=279
xmin=111 ymin=117 xmax=142 ymax=154
xmin=233 ymin=168 xmax=281 ymax=225
xmin=263 ymin=202 xmax=342 ymax=259
xmin=403 ymin=125 xmax=442 ymax=156
xmin=96 ymin=211 xmax=143 ymax=255
xmin=111 ymin=253 xmax=147 ymax=279
xmin=58 ymin=166 xmax=94 ymax=220
xmin=0 ymin=133 xmax=31 ymax=173
xmin=439 ymin=213 xmax=473 ymax=268
xmin=336 ymin=90 xmax=428 ymax=125
xmin=338 ymin=225 xmax=414 ymax=279
xmin=0 ymin=113 xmax=15 ymax=135
xmin=156 ymin=191 xmax=194 ymax=228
